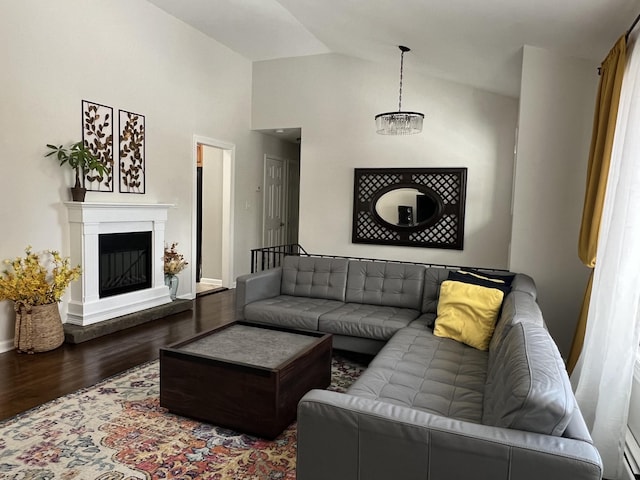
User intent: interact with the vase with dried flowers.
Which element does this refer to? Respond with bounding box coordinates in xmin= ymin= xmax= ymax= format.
xmin=0 ymin=247 xmax=81 ymax=353
xmin=163 ymin=243 xmax=188 ymax=301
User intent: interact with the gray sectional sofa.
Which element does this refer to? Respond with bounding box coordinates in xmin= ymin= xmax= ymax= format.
xmin=235 ymin=255 xmax=602 ymax=480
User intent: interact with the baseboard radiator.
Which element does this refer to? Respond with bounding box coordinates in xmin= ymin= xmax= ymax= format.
xmin=624 ymin=427 xmax=640 ymax=480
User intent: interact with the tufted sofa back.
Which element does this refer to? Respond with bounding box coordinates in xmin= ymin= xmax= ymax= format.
xmin=279 ymin=257 xmax=537 ymax=316
xmin=281 ymin=256 xmax=349 ymax=301
xmin=483 ymin=321 xmax=575 ymax=436
xmin=488 ymin=290 xmax=544 ymax=363
xmin=420 ymin=267 xmax=453 ymax=313
xmin=345 ymin=261 xmax=425 ymax=310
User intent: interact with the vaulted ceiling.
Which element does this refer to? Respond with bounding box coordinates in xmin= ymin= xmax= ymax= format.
xmin=146 ymin=0 xmax=639 ymax=98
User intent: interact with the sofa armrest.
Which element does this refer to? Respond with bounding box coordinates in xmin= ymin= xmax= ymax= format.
xmin=234 ymin=267 xmax=283 ymax=319
xmin=511 ymin=273 xmax=537 ymax=299
xmin=297 ymin=390 xmax=602 ymax=480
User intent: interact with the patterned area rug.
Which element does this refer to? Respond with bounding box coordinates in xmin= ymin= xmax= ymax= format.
xmin=0 ymin=353 xmax=368 ymax=479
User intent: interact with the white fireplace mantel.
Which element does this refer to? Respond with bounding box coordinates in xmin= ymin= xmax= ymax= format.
xmin=65 ymin=202 xmax=174 ymax=326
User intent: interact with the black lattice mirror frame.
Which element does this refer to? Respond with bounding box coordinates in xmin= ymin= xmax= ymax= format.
xmin=351 ymin=167 xmax=467 ymax=249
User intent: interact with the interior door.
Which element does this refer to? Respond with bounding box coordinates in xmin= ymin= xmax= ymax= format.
xmin=196 ymin=144 xmax=203 ymax=282
xmin=263 ymin=156 xmax=287 ymax=246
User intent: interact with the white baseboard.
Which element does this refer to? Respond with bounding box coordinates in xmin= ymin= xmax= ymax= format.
xmin=199 ymin=277 xmax=222 ymax=287
xmin=0 ymin=338 xmax=14 ymax=353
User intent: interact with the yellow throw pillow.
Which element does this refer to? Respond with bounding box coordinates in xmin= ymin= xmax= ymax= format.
xmin=434 ymin=280 xmax=505 ymax=351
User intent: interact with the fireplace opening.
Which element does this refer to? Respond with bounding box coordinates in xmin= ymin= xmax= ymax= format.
xmin=99 ymin=232 xmax=152 ymax=298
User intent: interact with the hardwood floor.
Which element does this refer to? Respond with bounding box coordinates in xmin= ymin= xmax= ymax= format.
xmin=0 ymin=289 xmax=236 ymax=421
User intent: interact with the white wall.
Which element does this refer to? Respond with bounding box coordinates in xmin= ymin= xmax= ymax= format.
xmin=0 ymin=0 xmax=291 ymax=352
xmin=253 ymin=54 xmax=519 ymax=267
xmin=254 ymin=51 xmax=599 ymax=353
xmin=201 ymin=146 xmax=224 ymax=282
xmin=511 ymin=46 xmax=598 ymax=357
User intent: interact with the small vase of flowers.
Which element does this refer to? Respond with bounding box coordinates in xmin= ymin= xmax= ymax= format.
xmin=0 ymin=247 xmax=81 ymax=353
xmin=163 ymin=243 xmax=188 ymax=300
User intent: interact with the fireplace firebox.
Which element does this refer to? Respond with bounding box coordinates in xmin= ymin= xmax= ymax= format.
xmin=99 ymin=232 xmax=152 ymax=298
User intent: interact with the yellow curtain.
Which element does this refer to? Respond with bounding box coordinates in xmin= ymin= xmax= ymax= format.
xmin=567 ymin=36 xmax=626 ymax=373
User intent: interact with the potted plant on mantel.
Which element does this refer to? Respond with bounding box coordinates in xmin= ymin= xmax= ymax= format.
xmin=45 ymin=141 xmax=106 ymax=202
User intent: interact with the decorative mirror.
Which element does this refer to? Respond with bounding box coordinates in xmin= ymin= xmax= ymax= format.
xmin=352 ymin=168 xmax=467 ymax=249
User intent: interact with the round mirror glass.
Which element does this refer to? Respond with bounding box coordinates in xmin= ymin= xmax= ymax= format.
xmin=375 ymin=188 xmax=439 ymax=226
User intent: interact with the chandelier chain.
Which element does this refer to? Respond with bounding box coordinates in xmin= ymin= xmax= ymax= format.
xmin=398 ymin=49 xmax=404 ymax=111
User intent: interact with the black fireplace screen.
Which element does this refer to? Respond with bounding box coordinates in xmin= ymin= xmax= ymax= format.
xmin=99 ymin=231 xmax=152 ymax=298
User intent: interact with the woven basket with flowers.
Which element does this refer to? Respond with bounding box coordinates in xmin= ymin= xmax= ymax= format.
xmin=0 ymin=247 xmax=81 ymax=353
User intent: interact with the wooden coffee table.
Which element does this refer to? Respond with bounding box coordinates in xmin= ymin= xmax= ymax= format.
xmin=159 ymin=321 xmax=332 ymax=438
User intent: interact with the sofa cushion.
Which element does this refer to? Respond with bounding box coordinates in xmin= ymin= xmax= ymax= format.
xmin=243 ymin=295 xmax=343 ymax=330
xmin=447 ymin=270 xmax=511 ymax=297
xmin=421 ymin=268 xmax=536 ymax=323
xmin=482 ymin=322 xmax=575 ymax=436
xmin=281 ymin=256 xmax=349 ymax=301
xmin=319 ymin=303 xmax=419 ymax=341
xmin=421 ymin=267 xmax=451 ymax=315
xmin=488 ymin=290 xmax=544 ymax=367
xmin=407 ymin=313 xmax=436 ymax=330
xmin=433 ymin=280 xmax=504 ymax=351
xmin=347 ymin=327 xmax=488 ymax=423
xmin=510 ymin=273 xmax=537 ymax=299
xmin=458 ymin=268 xmax=515 ymax=286
xmin=345 ymin=261 xmax=425 ymax=310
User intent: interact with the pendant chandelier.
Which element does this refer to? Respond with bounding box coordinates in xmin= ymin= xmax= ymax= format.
xmin=375 ymin=46 xmax=424 ymax=135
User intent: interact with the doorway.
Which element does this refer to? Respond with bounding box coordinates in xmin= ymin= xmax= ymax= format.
xmin=263 ymin=155 xmax=300 ymax=247
xmin=193 ymin=136 xmax=234 ymax=295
